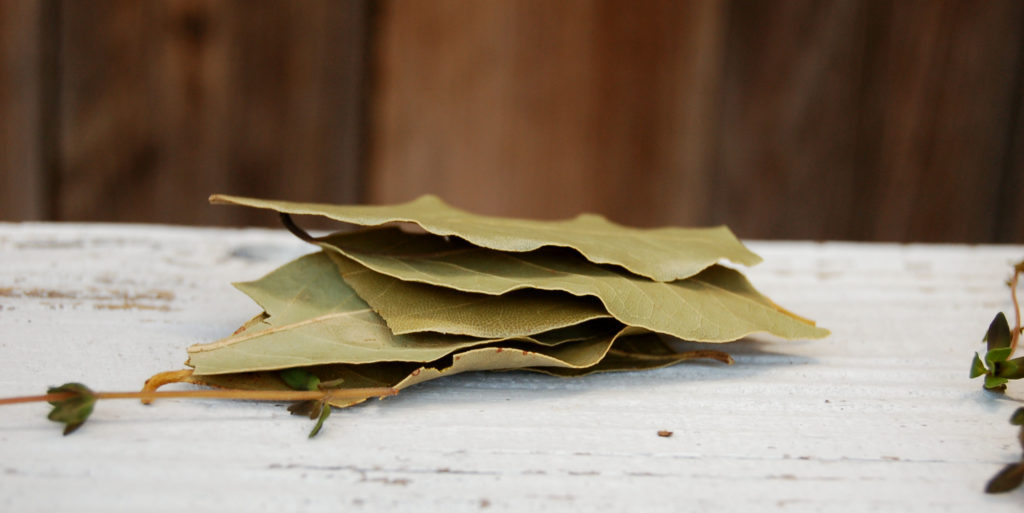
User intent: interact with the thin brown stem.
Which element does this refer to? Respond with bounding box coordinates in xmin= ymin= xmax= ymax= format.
xmin=0 ymin=387 xmax=397 ymax=407
xmin=605 ymin=349 xmax=734 ymax=364
xmin=1012 ymin=263 xmax=1022 ymax=355
xmin=0 ymin=393 xmax=73 ymax=406
xmin=280 ymin=213 xmax=316 ymax=243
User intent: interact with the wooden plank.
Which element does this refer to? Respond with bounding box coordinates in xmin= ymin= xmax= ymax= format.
xmin=56 ymin=0 xmax=160 ymax=222
xmin=715 ymin=0 xmax=1024 ymax=242
xmin=0 ymin=1 xmax=49 ymax=220
xmin=369 ymin=0 xmax=1024 ymax=242
xmin=856 ymin=1 xmax=1024 ymax=242
xmin=213 ymin=0 xmax=368 ymax=227
xmin=367 ymin=0 xmax=725 ymax=227
xmin=996 ymin=28 xmax=1024 ymax=243
xmin=713 ymin=0 xmax=870 ymax=240
xmin=1 ymin=223 xmax=1024 ymax=511
xmin=55 ymin=0 xmax=368 ymax=226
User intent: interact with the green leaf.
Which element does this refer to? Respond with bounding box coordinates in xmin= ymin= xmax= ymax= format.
xmin=970 ymin=353 xmax=988 ymax=378
xmin=279 ymin=368 xmax=321 ymax=391
xmin=316 ymin=228 xmax=827 ymax=343
xmin=286 ymin=398 xmax=332 ymax=437
xmin=985 ymin=312 xmax=1012 ymax=352
xmin=986 ymin=463 xmax=1024 ymax=493
xmin=309 ymin=402 xmax=331 ymax=438
xmin=210 ymin=194 xmax=763 ymax=282
xmin=1011 ymin=407 xmax=1024 ymax=426
xmin=986 ymin=347 xmax=1013 ymax=366
xmin=994 ymin=357 xmax=1024 ymax=380
xmin=328 ymin=251 xmax=611 ymax=338
xmin=186 ymin=252 xmax=625 ymax=375
xmin=985 ymin=374 xmax=1009 ymax=390
xmin=46 ymin=383 xmax=97 ymax=435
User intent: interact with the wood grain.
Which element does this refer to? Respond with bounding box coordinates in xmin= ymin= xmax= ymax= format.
xmin=55 ymin=0 xmax=368 ymax=226
xmin=715 ymin=0 xmax=1024 ymax=241
xmin=366 ymin=0 xmax=724 ymax=227
xmin=714 ymin=0 xmax=870 ymax=240
xmin=996 ymin=15 xmax=1024 ymax=243
xmin=368 ymin=0 xmax=1024 ymax=242
xmin=855 ymin=1 xmax=1024 ymax=242
xmin=1 ymin=0 xmax=1022 ymax=241
xmin=0 ymin=0 xmax=50 ymax=221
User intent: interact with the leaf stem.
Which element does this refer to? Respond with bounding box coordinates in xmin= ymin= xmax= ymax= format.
xmin=0 ymin=387 xmax=397 ymax=407
xmin=1011 ymin=262 xmax=1021 ymax=354
xmin=0 ymin=394 xmax=68 ymax=406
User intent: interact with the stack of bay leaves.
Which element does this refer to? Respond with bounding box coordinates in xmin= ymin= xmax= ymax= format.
xmin=148 ymin=194 xmax=828 ymax=425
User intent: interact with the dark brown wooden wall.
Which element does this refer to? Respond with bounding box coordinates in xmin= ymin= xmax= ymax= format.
xmin=2 ymin=0 xmax=1023 ymax=242
xmin=1 ymin=0 xmax=367 ymax=226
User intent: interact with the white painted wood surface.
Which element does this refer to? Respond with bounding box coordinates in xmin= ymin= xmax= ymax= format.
xmin=1 ymin=222 xmax=1022 ymax=512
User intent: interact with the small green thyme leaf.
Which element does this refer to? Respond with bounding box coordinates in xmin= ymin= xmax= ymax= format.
xmin=971 ymin=353 xmax=988 ymax=378
xmin=278 ymin=369 xmax=347 ymax=436
xmin=984 ymin=408 xmax=1024 ymax=493
xmin=984 ymin=374 xmax=1009 ymax=390
xmin=986 ymin=347 xmax=1013 ymax=366
xmin=1011 ymin=407 xmax=1024 ymax=426
xmin=308 ymin=402 xmax=332 ymax=438
xmin=279 ymin=368 xmax=321 ymax=391
xmin=995 ymin=358 xmax=1024 ymax=380
xmin=46 ymin=383 xmax=97 ymax=435
xmin=986 ymin=463 xmax=1024 ymax=494
xmin=985 ymin=312 xmax=1012 ymax=352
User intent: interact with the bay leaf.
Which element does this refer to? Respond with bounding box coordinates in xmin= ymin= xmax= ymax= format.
xmin=314 ymin=228 xmax=829 ymax=342
xmin=187 ymin=251 xmax=624 ymax=375
xmin=231 ymin=249 xmax=369 ymax=327
xmin=528 ymin=335 xmax=734 ymax=377
xmin=210 ymin=193 xmax=762 ymax=282
xmin=185 ymin=329 xmax=730 ymax=408
xmin=389 ymin=330 xmax=633 ymax=390
xmin=183 ymin=333 xmax=623 ymax=407
xmin=327 ymin=250 xmax=611 ymax=338
xmin=177 ymin=365 xmax=412 ymax=409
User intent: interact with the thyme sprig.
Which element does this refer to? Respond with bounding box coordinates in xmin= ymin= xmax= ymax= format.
xmin=969 ymin=260 xmax=1024 ymax=493
xmin=0 ymin=382 xmax=396 ymax=436
xmin=970 ymin=261 xmax=1024 ymax=391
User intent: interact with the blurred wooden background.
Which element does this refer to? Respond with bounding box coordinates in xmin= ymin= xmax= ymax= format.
xmin=1 ymin=0 xmax=1022 ymax=242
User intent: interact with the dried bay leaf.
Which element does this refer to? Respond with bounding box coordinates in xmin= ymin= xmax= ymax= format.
xmin=210 ymin=194 xmax=762 ymax=282
xmin=528 ymin=336 xmax=734 ymax=377
xmin=185 ymin=329 xmax=730 ymax=408
xmin=327 ymin=250 xmax=612 ymax=338
xmin=231 ymin=249 xmax=369 ymax=326
xmin=112 ymin=195 xmax=824 ymax=431
xmin=187 ymin=251 xmax=625 ymax=375
xmin=390 ymin=329 xmax=637 ymax=390
xmin=314 ymin=228 xmax=828 ymax=342
xmin=181 ymin=363 xmax=414 ymax=408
